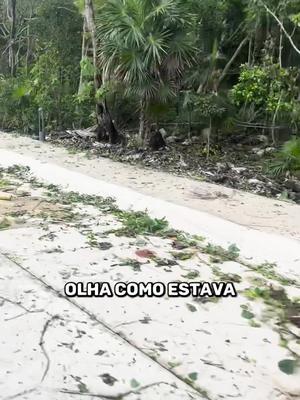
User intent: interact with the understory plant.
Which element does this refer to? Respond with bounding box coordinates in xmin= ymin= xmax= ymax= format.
xmin=231 ymin=63 xmax=299 ymax=143
xmin=0 ymin=73 xmax=36 ymax=132
xmin=269 ymin=137 xmax=300 ymax=177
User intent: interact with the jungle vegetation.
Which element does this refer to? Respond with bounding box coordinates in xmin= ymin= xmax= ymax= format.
xmin=0 ymin=0 xmax=300 ymax=173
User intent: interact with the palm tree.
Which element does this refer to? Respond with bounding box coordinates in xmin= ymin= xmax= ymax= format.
xmin=96 ymin=0 xmax=195 ymax=143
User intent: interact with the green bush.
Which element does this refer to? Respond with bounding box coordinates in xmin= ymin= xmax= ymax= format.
xmin=0 ymin=49 xmax=93 ymax=133
xmin=269 ymin=137 xmax=300 ymax=177
xmin=0 ymin=74 xmax=36 ymax=132
xmin=231 ymin=64 xmax=299 ymax=123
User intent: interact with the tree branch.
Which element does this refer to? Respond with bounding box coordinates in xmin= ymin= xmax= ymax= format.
xmin=217 ymin=37 xmax=248 ymax=89
xmin=261 ymin=2 xmax=300 ymax=56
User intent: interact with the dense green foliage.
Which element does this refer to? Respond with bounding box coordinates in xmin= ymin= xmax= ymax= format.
xmin=269 ymin=137 xmax=300 ymax=176
xmin=0 ymin=0 xmax=87 ymax=132
xmin=97 ymin=0 xmax=195 ymax=137
xmin=232 ymin=64 xmax=299 ymax=122
xmin=0 ymin=0 xmax=299 ymax=166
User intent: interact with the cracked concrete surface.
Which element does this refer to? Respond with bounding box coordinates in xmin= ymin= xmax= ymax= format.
xmin=0 ymin=149 xmax=300 ymax=400
xmin=1 ymin=254 xmax=199 ymax=400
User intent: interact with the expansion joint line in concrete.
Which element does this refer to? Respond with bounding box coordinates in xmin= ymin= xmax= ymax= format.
xmin=1 ymin=251 xmax=211 ymax=400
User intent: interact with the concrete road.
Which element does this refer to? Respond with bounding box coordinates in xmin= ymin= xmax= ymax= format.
xmin=0 ymin=147 xmax=299 ymax=400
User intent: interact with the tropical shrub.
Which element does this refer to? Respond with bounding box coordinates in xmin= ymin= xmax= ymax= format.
xmin=0 ymin=74 xmax=36 ymax=132
xmin=231 ymin=64 xmax=299 ymax=120
xmin=269 ymin=137 xmax=300 ymax=177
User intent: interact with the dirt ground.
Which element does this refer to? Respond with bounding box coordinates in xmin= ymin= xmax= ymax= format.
xmin=1 ymin=131 xmax=300 ymax=241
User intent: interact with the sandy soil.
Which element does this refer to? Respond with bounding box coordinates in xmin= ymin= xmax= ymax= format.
xmin=1 ymin=131 xmax=300 ymax=241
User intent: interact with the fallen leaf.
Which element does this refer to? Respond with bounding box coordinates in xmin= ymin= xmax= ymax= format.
xmin=278 ymin=359 xmax=297 ymax=375
xmin=186 ymin=303 xmax=197 ymax=312
xmin=241 ymin=309 xmax=255 ymax=320
xmin=130 ymin=378 xmax=140 ymax=388
xmin=136 ymin=249 xmax=156 ymax=259
xmin=188 ymin=372 xmax=198 ymax=381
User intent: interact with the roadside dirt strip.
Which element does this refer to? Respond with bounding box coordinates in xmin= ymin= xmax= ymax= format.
xmin=0 ymin=156 xmax=300 ymax=400
xmin=1 ymin=131 xmax=300 ymax=241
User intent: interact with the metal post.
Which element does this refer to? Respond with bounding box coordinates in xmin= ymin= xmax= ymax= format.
xmin=38 ymin=107 xmax=46 ymax=142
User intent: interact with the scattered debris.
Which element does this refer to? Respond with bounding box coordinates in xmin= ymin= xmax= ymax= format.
xmin=136 ymin=249 xmax=157 ymax=259
xmin=0 ymin=191 xmax=13 ymax=201
xmin=48 ymin=131 xmax=300 ymax=203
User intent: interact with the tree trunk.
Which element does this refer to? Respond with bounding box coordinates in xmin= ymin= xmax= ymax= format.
xmin=248 ymin=37 xmax=252 ymax=65
xmin=143 ymin=122 xmax=151 ymax=147
xmin=271 ymin=91 xmax=282 ymax=145
xmin=216 ymin=37 xmax=248 ymax=90
xmin=7 ymin=0 xmax=17 ymax=76
xmin=25 ymin=25 xmax=30 ymax=75
xmin=78 ymin=18 xmax=87 ymax=95
xmin=263 ymin=3 xmax=300 ymax=56
xmin=279 ymin=27 xmax=283 ymax=68
xmin=82 ymin=0 xmax=119 ymax=143
xmin=188 ymin=109 xmax=192 ymax=140
xmin=138 ymin=99 xmax=154 ymax=147
xmin=102 ymin=100 xmax=119 ymax=144
xmin=139 ymin=100 xmax=145 ymax=139
xmin=206 ymin=117 xmax=212 ymax=160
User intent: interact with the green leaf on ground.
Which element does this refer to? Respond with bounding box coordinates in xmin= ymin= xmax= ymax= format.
xmin=278 ymin=359 xmax=297 ymax=375
xmin=241 ymin=309 xmax=255 ymax=319
xmin=130 ymin=378 xmax=140 ymax=388
xmin=188 ymin=372 xmax=198 ymax=381
xmin=186 ymin=303 xmax=197 ymax=312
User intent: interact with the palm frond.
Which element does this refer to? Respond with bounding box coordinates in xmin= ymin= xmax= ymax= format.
xmin=96 ymin=0 xmax=196 ymax=107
